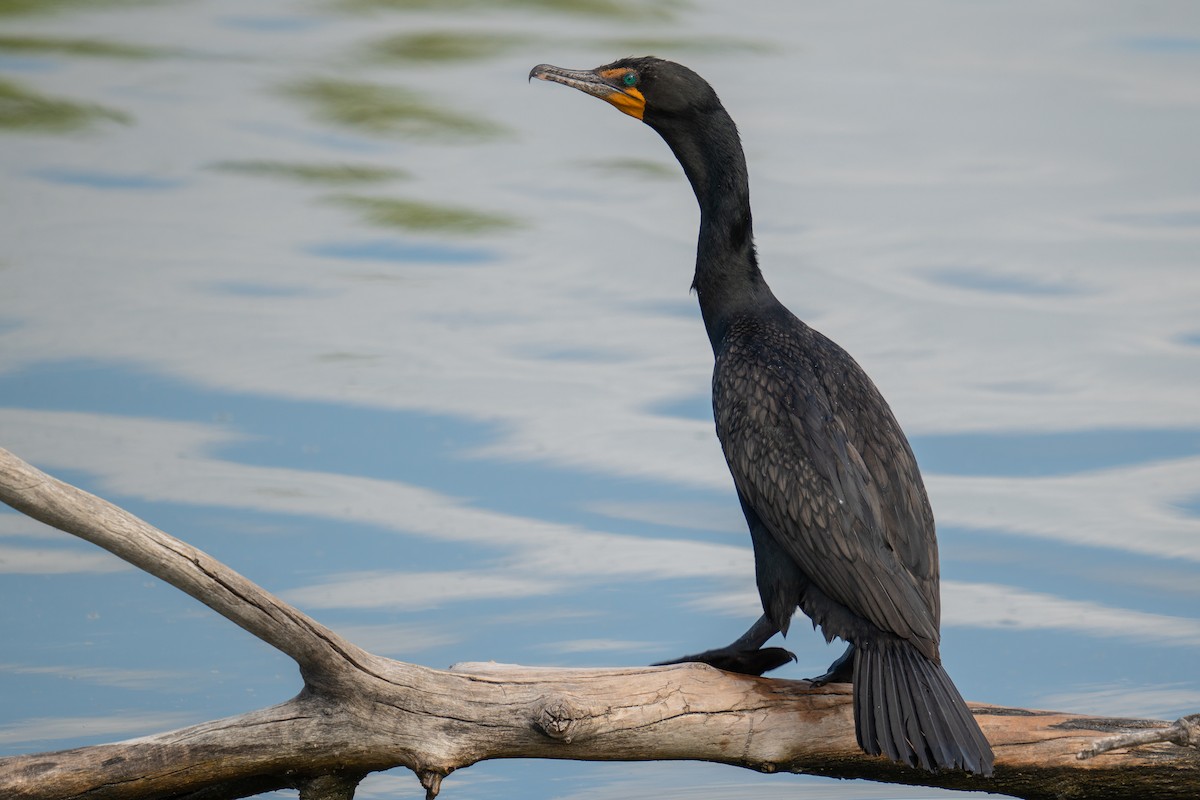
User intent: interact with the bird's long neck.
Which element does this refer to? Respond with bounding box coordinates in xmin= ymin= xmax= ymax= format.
xmin=652 ymin=107 xmax=771 ymax=350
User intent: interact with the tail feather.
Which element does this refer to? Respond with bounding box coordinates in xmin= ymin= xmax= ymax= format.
xmin=878 ymin=656 xmax=909 ymax=764
xmin=853 ymin=639 xmax=994 ymax=776
xmin=855 ymin=660 xmax=880 ymax=760
xmin=888 ymin=650 xmax=930 ymax=768
xmin=899 ymin=645 xmax=958 ymax=770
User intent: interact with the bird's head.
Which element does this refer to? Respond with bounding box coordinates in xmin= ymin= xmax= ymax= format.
xmin=529 ymin=57 xmax=720 ymax=125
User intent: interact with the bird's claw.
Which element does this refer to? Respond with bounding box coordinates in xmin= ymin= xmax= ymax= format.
xmin=653 ymin=646 xmax=796 ymax=677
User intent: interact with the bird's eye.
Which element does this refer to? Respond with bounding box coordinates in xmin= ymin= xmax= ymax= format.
xmin=622 ymin=72 xmax=638 ymax=87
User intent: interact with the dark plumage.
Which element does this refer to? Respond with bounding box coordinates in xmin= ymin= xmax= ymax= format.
xmin=531 ymin=56 xmax=993 ymax=776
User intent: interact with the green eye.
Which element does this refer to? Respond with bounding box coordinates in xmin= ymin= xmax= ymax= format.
xmin=622 ymin=72 xmax=638 ymax=87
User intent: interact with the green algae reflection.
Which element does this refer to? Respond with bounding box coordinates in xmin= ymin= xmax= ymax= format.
xmin=585 ymin=157 xmax=679 ymax=181
xmin=0 ymin=0 xmax=149 ymax=16
xmin=0 ymin=77 xmax=129 ymax=133
xmin=211 ymin=160 xmax=409 ymax=185
xmin=331 ymin=196 xmax=519 ymax=234
xmin=0 ymin=35 xmax=169 ymax=59
xmin=366 ymin=31 xmax=531 ymax=63
xmin=334 ymin=0 xmax=680 ymax=20
xmin=361 ymin=29 xmax=769 ymax=66
xmin=287 ymin=78 xmax=505 ymax=140
xmin=595 ymin=35 xmax=773 ymax=56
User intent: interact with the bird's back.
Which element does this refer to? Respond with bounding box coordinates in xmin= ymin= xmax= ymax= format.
xmin=712 ymin=297 xmax=941 ymax=658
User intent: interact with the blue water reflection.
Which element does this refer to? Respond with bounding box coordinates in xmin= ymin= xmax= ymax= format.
xmin=208 ymin=282 xmax=322 ymax=298
xmin=1120 ymin=35 xmax=1200 ymax=53
xmin=2 ymin=1 xmax=1199 ymax=799
xmin=916 ymin=430 xmax=1200 ymax=477
xmin=923 ymin=266 xmax=1082 ymax=297
xmin=30 ymin=169 xmax=185 ymax=191
xmin=1099 ymin=211 xmax=1200 ymax=229
xmin=0 ymin=361 xmax=735 ymax=537
xmin=306 ymin=239 xmax=495 ymax=263
xmin=0 ymin=56 xmax=55 ymax=73
xmin=219 ymin=16 xmax=327 ymax=34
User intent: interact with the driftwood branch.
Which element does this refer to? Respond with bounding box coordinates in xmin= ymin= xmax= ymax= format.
xmin=1079 ymin=713 xmax=1200 ymax=760
xmin=0 ymin=446 xmax=1197 ymax=800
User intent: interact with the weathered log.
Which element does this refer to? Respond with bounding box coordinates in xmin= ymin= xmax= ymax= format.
xmin=0 ymin=446 xmax=1196 ymax=800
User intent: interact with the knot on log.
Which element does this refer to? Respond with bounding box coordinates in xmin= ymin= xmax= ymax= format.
xmin=536 ymin=697 xmax=589 ymax=743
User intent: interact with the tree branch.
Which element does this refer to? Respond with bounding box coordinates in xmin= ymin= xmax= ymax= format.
xmin=0 ymin=446 xmax=365 ymax=685
xmin=1079 ymin=713 xmax=1200 ymax=760
xmin=1 ymin=446 xmax=1197 ymax=800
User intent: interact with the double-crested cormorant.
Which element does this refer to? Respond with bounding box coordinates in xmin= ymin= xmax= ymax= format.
xmin=530 ymin=57 xmax=994 ymax=776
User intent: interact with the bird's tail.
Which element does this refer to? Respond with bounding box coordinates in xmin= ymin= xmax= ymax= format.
xmin=852 ymin=638 xmax=994 ymax=776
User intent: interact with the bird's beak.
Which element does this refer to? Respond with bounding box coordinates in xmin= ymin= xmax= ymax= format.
xmin=529 ymin=63 xmax=646 ymax=121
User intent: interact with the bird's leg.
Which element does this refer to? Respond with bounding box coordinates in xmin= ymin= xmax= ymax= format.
xmin=726 ymin=613 xmax=781 ymax=649
xmin=808 ymin=641 xmax=855 ymax=685
xmin=652 ymin=614 xmax=795 ymax=676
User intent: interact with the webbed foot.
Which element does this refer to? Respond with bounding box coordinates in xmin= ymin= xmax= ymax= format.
xmin=808 ymin=642 xmax=855 ymax=686
xmin=653 ymin=646 xmax=796 ymax=677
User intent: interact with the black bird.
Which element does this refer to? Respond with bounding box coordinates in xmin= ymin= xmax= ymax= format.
xmin=530 ymin=57 xmax=994 ymax=776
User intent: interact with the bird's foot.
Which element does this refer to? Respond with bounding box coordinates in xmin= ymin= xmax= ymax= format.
xmin=653 ymin=646 xmax=795 ymax=677
xmin=807 ymin=642 xmax=855 ymax=686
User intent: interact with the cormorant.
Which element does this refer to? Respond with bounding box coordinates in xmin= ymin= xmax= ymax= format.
xmin=530 ymin=57 xmax=994 ymax=776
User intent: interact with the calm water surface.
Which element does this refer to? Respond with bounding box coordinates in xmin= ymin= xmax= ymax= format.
xmin=2 ymin=2 xmax=1199 ymax=798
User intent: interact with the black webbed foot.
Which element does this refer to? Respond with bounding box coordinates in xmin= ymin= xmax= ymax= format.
xmin=808 ymin=642 xmax=855 ymax=686
xmin=653 ymin=646 xmax=795 ymax=677
xmin=654 ymin=614 xmax=791 ymax=676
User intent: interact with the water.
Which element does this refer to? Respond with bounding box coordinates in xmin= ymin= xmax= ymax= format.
xmin=2 ymin=1 xmax=1198 ymax=798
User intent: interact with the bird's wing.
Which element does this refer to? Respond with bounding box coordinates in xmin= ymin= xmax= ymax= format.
xmin=714 ymin=320 xmax=939 ymax=652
